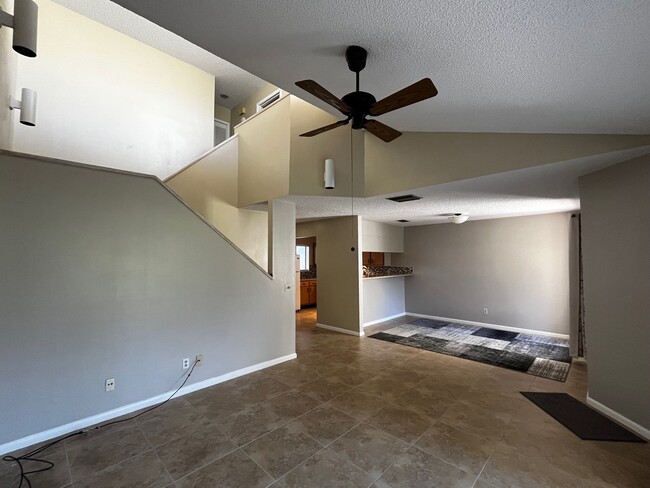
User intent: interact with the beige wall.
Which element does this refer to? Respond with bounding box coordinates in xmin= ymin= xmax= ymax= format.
xmin=214 ymin=103 xmax=230 ymax=124
xmin=289 ymin=95 xmax=365 ymax=198
xmin=214 ymin=103 xmax=231 ymax=137
xmin=166 ymin=137 xmax=269 ymax=270
xmin=364 ymin=132 xmax=650 ymax=196
xmin=579 ymin=155 xmax=650 ymax=431
xmin=12 ymin=0 xmax=214 ymax=178
xmin=362 ymin=220 xmax=404 ymax=253
xmin=393 ymin=213 xmax=574 ymax=334
xmin=236 ymin=95 xmax=291 ymax=207
xmin=297 ymin=217 xmax=363 ymax=334
xmin=0 ymin=0 xmax=16 ymax=150
xmin=231 ymin=81 xmax=279 ymax=131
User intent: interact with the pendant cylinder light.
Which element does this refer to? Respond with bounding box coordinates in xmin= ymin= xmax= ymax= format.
xmin=324 ymin=158 xmax=335 ymax=189
xmin=2 ymin=0 xmax=39 ymax=57
xmin=10 ymin=88 xmax=37 ymax=126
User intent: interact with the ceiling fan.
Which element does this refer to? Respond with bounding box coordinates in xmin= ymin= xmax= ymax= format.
xmin=295 ymin=46 xmax=438 ymax=143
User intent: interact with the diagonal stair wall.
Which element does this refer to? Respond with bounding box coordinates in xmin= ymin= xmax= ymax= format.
xmin=0 ymin=150 xmax=296 ymax=452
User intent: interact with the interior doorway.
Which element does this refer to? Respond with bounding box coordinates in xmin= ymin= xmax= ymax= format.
xmin=296 ymin=236 xmax=317 ymax=327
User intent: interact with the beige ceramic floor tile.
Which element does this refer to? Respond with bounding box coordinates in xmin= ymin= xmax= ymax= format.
xmin=290 ymin=403 xmax=360 ymax=445
xmin=66 ymin=425 xmax=150 ymax=481
xmin=328 ymin=389 xmax=390 ymax=421
xmin=243 ymin=423 xmax=323 ymax=479
xmin=329 ymin=422 xmax=409 ymax=479
xmin=155 ymin=422 xmax=236 ymax=480
xmin=174 ymin=449 xmax=273 ymax=488
xmin=415 ymin=421 xmax=494 ymax=475
xmin=72 ymin=450 xmax=172 ymax=488
xmin=379 ymin=446 xmax=477 ymax=488
xmin=366 ymin=402 xmax=433 ymax=444
xmin=275 ymin=448 xmax=374 ymax=488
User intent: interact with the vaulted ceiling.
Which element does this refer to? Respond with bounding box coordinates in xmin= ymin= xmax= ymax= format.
xmin=56 ymin=0 xmax=650 ymax=224
xmin=112 ymin=0 xmax=650 ymax=134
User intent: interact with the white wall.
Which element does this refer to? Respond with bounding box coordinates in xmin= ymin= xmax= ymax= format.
xmin=0 ymin=0 xmax=17 ymax=149
xmin=363 ymin=277 xmax=406 ymax=325
xmin=0 ymin=152 xmax=295 ymax=448
xmin=12 ymin=0 xmax=214 ymax=178
xmin=394 ymin=213 xmax=574 ymax=335
xmin=362 ymin=220 xmax=404 ymax=252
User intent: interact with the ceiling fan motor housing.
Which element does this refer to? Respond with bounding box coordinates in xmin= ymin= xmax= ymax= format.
xmin=342 ymin=91 xmax=376 ymax=128
xmin=345 ymin=45 xmax=368 ymax=73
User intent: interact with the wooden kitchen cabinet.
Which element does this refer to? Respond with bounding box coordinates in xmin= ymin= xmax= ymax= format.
xmin=300 ymin=280 xmax=317 ymax=307
xmin=362 ymin=252 xmax=385 ymax=266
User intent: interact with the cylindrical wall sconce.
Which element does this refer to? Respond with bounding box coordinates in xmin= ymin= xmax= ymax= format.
xmin=10 ymin=88 xmax=37 ymax=126
xmin=0 ymin=0 xmax=39 ymax=57
xmin=324 ymin=158 xmax=335 ymax=189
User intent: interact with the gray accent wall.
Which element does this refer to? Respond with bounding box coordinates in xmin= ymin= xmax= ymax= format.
xmin=363 ymin=277 xmax=406 ymax=325
xmin=579 ymin=155 xmax=650 ymax=430
xmin=0 ymin=152 xmax=295 ymax=446
xmin=393 ymin=213 xmax=574 ymax=334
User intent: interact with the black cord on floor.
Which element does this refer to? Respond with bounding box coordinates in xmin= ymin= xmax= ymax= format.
xmin=3 ymin=360 xmax=199 ymax=488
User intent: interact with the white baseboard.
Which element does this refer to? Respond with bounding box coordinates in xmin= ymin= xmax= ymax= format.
xmin=406 ymin=312 xmax=570 ymax=339
xmin=0 ymin=353 xmax=297 ymax=456
xmin=586 ymin=394 xmax=650 ymax=441
xmin=363 ymin=312 xmax=406 ymax=327
xmin=316 ymin=322 xmax=364 ymax=336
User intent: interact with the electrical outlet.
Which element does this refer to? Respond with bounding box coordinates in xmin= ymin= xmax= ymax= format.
xmin=196 ymin=354 xmax=203 ymax=366
xmin=182 ymin=358 xmax=190 ymax=369
xmin=483 ymin=308 xmax=488 ymax=315
xmin=105 ymin=378 xmax=115 ymax=392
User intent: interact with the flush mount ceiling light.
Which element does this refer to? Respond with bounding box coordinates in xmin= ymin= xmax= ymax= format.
xmin=448 ymin=213 xmax=469 ymax=224
xmin=0 ymin=0 xmax=39 ymax=57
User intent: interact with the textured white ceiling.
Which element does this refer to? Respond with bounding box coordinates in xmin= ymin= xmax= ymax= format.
xmin=112 ymin=0 xmax=650 ymax=133
xmin=52 ymin=0 xmax=268 ymax=108
xmin=280 ymin=146 xmax=650 ymax=225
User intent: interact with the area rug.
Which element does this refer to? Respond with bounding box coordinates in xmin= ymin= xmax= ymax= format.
xmin=521 ymin=392 xmax=647 ymax=442
xmin=369 ymin=318 xmax=572 ymax=381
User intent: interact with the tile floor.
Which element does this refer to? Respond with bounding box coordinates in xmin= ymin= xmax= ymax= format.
xmin=2 ymin=309 xmax=649 ymax=487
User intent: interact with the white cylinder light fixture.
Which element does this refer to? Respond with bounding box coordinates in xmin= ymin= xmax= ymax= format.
xmin=10 ymin=88 xmax=37 ymax=126
xmin=449 ymin=213 xmax=469 ymax=224
xmin=0 ymin=0 xmax=39 ymax=58
xmin=324 ymin=158 xmax=335 ymax=189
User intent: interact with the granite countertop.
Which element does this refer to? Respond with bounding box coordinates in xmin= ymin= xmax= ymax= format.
xmin=300 ymin=265 xmax=317 ymax=280
xmin=363 ymin=265 xmax=414 ymax=279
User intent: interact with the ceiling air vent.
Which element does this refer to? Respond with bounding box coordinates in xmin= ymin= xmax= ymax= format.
xmin=397 ymin=219 xmax=410 ymax=223
xmin=386 ymin=194 xmax=421 ymax=203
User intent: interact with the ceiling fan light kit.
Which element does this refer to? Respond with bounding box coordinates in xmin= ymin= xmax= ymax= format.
xmin=295 ymin=46 xmax=438 ymax=142
xmin=449 ymin=213 xmax=469 ymax=224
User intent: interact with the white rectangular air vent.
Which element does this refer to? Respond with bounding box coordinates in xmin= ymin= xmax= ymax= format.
xmin=256 ymin=89 xmax=283 ymax=112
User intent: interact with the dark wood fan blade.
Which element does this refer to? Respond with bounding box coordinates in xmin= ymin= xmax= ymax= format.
xmin=368 ymin=78 xmax=438 ymax=117
xmin=295 ymin=80 xmax=352 ymax=115
xmin=300 ymin=119 xmax=349 ymax=137
xmin=364 ymin=119 xmax=402 ymax=142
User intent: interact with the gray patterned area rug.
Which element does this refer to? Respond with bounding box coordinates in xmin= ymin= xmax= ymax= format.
xmin=369 ymin=318 xmax=572 ymax=381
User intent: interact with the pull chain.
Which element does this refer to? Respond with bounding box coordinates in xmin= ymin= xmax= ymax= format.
xmin=350 ymin=126 xmax=355 ymax=252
